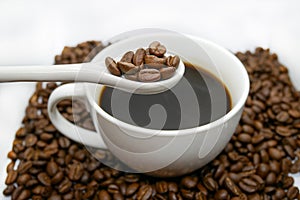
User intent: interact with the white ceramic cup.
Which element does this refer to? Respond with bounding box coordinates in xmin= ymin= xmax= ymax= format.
xmin=48 ymin=33 xmax=249 ymax=177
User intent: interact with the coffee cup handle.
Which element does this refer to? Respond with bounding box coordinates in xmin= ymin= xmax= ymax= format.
xmin=48 ymin=83 xmax=107 ymax=149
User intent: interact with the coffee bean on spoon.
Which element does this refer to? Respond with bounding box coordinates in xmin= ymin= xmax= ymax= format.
xmin=120 ymin=51 xmax=134 ymax=63
xmin=133 ymin=48 xmax=146 ymax=66
xmin=160 ymin=67 xmax=176 ymax=80
xmin=144 ymin=55 xmax=167 ymax=65
xmin=105 ymin=57 xmax=121 ymax=76
xmin=149 ymin=41 xmax=166 ymax=57
xmin=138 ymin=69 xmax=161 ymax=82
xmin=117 ymin=62 xmax=140 ymax=75
xmin=166 ymin=55 xmax=180 ymax=68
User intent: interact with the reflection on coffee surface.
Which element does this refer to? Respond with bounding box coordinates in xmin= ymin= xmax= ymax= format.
xmin=99 ymin=63 xmax=232 ymax=130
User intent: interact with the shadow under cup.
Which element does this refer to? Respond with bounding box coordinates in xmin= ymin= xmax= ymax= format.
xmin=83 ymin=37 xmax=249 ymax=177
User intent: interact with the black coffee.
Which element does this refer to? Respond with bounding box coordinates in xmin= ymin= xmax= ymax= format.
xmin=99 ymin=63 xmax=231 ymax=130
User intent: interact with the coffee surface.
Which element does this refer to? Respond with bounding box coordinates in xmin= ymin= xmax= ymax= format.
xmin=99 ymin=63 xmax=231 ymax=130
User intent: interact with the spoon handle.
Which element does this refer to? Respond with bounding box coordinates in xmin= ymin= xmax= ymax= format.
xmin=0 ymin=63 xmax=108 ymax=83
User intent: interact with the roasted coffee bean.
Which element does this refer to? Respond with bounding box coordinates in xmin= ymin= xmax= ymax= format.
xmin=250 ymin=174 xmax=264 ymax=190
xmin=265 ymin=172 xmax=277 ymax=186
xmin=149 ymin=41 xmax=166 ymax=57
xmin=239 ymin=178 xmax=258 ymax=193
xmin=230 ymin=162 xmax=243 ymax=172
xmin=126 ymin=183 xmax=139 ymax=196
xmin=287 ymin=186 xmax=299 ymax=199
xmin=12 ymin=185 xmax=24 ymax=200
xmin=51 ymin=171 xmax=64 ymax=185
xmin=17 ymin=189 xmax=31 ymax=200
xmin=17 ymin=173 xmax=31 ymax=185
xmin=138 ymin=68 xmax=161 ymax=82
xmin=272 ymin=188 xmax=285 ymax=199
xmin=257 ymin=163 xmax=270 ymax=178
xmin=25 ymin=134 xmax=38 ymax=147
xmin=16 ymin=127 xmax=27 ymax=138
xmin=40 ymin=133 xmax=53 ymax=141
xmin=214 ymin=189 xmax=229 ymax=200
xmin=284 ymin=144 xmax=295 ymax=158
xmin=166 ymin=55 xmax=180 ymax=68
xmin=276 ymin=126 xmax=293 ymax=137
xmin=268 ymin=147 xmax=283 ymax=160
xmin=144 ymin=54 xmax=166 ymax=65
xmin=6 ymin=161 xmax=15 ymax=173
xmin=83 ymin=188 xmax=95 ymax=199
xmin=58 ymin=137 xmax=70 ymax=148
xmin=117 ymin=61 xmax=139 ymax=75
xmin=68 ymin=163 xmax=83 ymax=181
xmin=159 ymin=67 xmax=176 ymax=80
xmin=74 ymin=149 xmax=86 ymax=161
xmin=8 ymin=151 xmax=17 ymax=160
xmin=238 ymin=133 xmax=251 ymax=143
xmin=228 ymin=172 xmax=241 ymax=183
xmin=269 ymin=160 xmax=280 ymax=173
xmin=136 ymin=185 xmax=152 ymax=200
xmin=264 ymin=186 xmax=276 ymax=194
xmin=38 ymin=172 xmax=51 ymax=186
xmin=5 ymin=170 xmax=18 ymax=185
xmin=168 ymin=192 xmax=178 ymax=200
xmin=156 ymin=181 xmax=168 ymax=193
xmin=214 ymin=164 xmax=226 ymax=179
xmin=203 ymin=176 xmax=218 ymax=191
xmin=224 ymin=177 xmax=241 ymax=196
xmin=26 ymin=179 xmax=38 ymax=187
xmin=133 ymin=48 xmax=146 ymax=66
xmin=98 ymin=190 xmax=111 ymax=200
xmin=282 ymin=176 xmax=294 ymax=189
xmin=58 ymin=178 xmax=72 ymax=194
xmin=44 ymin=124 xmax=56 ymax=132
xmin=168 ymin=182 xmax=179 ymax=193
xmin=17 ymin=161 xmax=32 ymax=174
xmin=181 ymin=188 xmax=195 ymax=199
xmin=3 ymin=185 xmax=15 ymax=196
xmin=47 ymin=160 xmax=59 ymax=176
xmin=24 ymin=147 xmax=34 ymax=160
xmin=107 ymin=184 xmax=119 ymax=194
xmin=105 ymin=57 xmax=121 ymax=76
xmin=93 ymin=169 xmax=104 ymax=181
xmin=276 ymin=111 xmax=290 ymax=122
xmin=121 ymin=51 xmax=134 ymax=63
xmin=181 ymin=176 xmax=198 ymax=189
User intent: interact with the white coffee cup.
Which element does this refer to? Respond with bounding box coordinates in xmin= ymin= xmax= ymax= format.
xmin=48 ymin=32 xmax=249 ymax=177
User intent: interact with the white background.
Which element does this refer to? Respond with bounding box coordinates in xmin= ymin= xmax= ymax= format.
xmin=0 ymin=0 xmax=300 ymax=198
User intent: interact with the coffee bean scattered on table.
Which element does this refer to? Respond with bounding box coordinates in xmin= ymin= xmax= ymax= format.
xmin=105 ymin=41 xmax=180 ymax=82
xmin=3 ymin=41 xmax=300 ymax=199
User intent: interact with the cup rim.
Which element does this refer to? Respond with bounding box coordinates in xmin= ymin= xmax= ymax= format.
xmin=86 ymin=35 xmax=250 ymax=136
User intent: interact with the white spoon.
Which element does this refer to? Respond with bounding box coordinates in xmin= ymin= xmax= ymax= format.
xmin=0 ymin=37 xmax=185 ymax=94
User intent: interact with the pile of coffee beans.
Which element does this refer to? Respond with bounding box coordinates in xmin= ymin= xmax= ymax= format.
xmin=54 ymin=40 xmax=105 ymax=64
xmin=105 ymin=41 xmax=180 ymax=82
xmin=3 ymin=41 xmax=300 ymax=200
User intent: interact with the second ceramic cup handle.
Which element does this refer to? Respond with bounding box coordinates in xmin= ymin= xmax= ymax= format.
xmin=47 ymin=83 xmax=107 ymax=149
